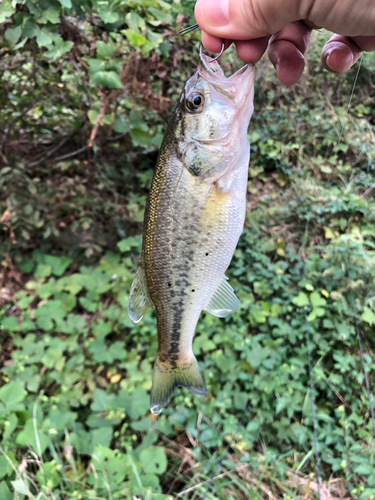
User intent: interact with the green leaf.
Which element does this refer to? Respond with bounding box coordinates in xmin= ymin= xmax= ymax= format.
xmin=292 ymin=292 xmax=309 ymax=307
xmin=57 ymin=0 xmax=72 ymax=7
xmin=44 ymin=39 xmax=74 ymax=59
xmin=361 ymin=308 xmax=375 ymax=325
xmin=117 ymin=236 xmax=141 ymax=252
xmin=92 ymin=427 xmax=113 ymax=449
xmin=309 ymin=291 xmax=326 ymax=307
xmin=123 ymin=29 xmax=147 ymax=48
xmin=139 ymin=447 xmax=167 ymax=475
xmin=44 ymin=255 xmax=72 ymax=276
xmin=99 ymin=11 xmax=119 ymax=24
xmin=88 ymin=58 xmax=106 ymax=76
xmin=36 ymin=316 xmax=54 ymax=331
xmin=0 ymin=457 xmax=9 ymax=480
xmin=88 ymin=110 xmax=98 ymax=125
xmin=1 ymin=316 xmax=18 ymax=332
xmin=36 ymin=462 xmax=61 ymax=488
xmin=54 ymin=292 xmax=76 ymax=312
xmin=5 ymin=26 xmax=22 ymax=44
xmin=113 ymin=117 xmax=129 ymax=134
xmin=36 ymin=29 xmax=53 ymax=47
xmin=0 ymin=382 xmax=24 ymax=406
xmin=11 ymin=480 xmax=28 ymax=496
xmin=354 ymin=463 xmax=374 ymax=476
xmin=91 ymin=71 xmax=123 ymax=89
xmin=233 ymin=391 xmax=247 ymax=410
xmin=79 ymin=297 xmax=98 ymax=313
xmin=34 ymin=264 xmax=52 ymax=279
xmin=22 ymin=19 xmax=38 ymax=38
xmin=18 ymin=257 xmax=34 ymax=273
xmin=130 ymin=129 xmax=152 ymax=148
xmin=0 ymin=0 xmax=14 ymax=24
xmin=129 ymin=111 xmax=148 ymax=132
xmin=3 ymin=413 xmax=18 ymax=441
xmin=41 ymin=7 xmax=60 ymax=24
xmin=118 ymin=387 xmax=149 ymax=420
xmin=276 ymin=397 xmax=289 ymax=414
xmin=96 ymin=41 xmax=115 ymax=59
xmin=0 ymin=481 xmax=13 ymax=500
xmin=16 ymin=419 xmax=51 ymax=455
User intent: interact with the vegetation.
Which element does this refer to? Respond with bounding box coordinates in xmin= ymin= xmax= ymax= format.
xmin=1 ymin=0 xmax=375 ymax=498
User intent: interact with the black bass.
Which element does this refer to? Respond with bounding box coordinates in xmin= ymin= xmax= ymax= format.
xmin=128 ymin=51 xmax=255 ymax=414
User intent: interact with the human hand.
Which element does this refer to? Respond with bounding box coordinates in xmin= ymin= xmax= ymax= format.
xmin=194 ymin=0 xmax=375 ymax=85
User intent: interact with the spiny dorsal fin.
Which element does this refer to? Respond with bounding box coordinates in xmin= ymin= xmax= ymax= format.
xmin=204 ymin=275 xmax=240 ymax=318
xmin=127 ymin=261 xmax=153 ymax=323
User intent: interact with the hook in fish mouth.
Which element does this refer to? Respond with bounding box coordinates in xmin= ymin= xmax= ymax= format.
xmin=199 ymin=41 xmax=225 ymax=64
xmin=180 ymin=22 xmax=225 ymax=64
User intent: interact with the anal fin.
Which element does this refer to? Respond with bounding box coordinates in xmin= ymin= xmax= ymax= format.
xmin=204 ymin=275 xmax=240 ymax=318
xmin=127 ymin=261 xmax=153 ymax=323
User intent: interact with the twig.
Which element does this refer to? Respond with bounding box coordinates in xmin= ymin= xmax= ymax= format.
xmin=28 ymin=131 xmax=76 ymax=167
xmin=47 ymin=144 xmax=89 ymax=163
xmin=88 ymin=94 xmax=108 ymax=148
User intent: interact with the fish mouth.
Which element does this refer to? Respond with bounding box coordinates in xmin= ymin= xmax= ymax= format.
xmin=198 ymin=49 xmax=255 ymax=108
xmin=198 ymin=49 xmax=256 ymax=133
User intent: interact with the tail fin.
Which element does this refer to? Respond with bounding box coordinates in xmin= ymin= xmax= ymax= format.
xmin=150 ymin=355 xmax=207 ymax=415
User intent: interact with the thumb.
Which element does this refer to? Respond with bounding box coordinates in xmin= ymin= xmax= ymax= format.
xmin=194 ymin=0 xmax=307 ymax=39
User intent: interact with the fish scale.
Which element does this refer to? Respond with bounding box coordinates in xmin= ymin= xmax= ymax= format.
xmin=128 ymin=52 xmax=256 ymax=414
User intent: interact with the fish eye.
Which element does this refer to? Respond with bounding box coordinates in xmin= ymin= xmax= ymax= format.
xmin=186 ymin=92 xmax=205 ymax=113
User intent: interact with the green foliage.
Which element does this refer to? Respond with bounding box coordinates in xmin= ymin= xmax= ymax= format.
xmin=1 ymin=1 xmax=375 ymax=498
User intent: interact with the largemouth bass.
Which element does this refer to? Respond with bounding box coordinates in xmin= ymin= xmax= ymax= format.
xmin=128 ymin=50 xmax=255 ymax=415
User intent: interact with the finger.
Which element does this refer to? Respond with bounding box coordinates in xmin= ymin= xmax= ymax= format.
xmin=194 ymin=0 xmax=299 ymax=40
xmin=267 ymin=21 xmax=312 ymax=86
xmin=235 ymin=36 xmax=271 ymax=63
xmin=201 ymin=31 xmax=233 ymax=53
xmin=321 ymin=34 xmax=375 ymax=73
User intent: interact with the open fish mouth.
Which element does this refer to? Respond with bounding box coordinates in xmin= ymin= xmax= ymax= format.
xmin=198 ymin=49 xmax=255 ymax=110
xmin=196 ymin=49 xmax=256 ymax=134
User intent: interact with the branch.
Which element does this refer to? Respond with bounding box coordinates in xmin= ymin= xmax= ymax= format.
xmin=28 ymin=131 xmax=76 ymax=167
xmin=88 ymin=95 xmax=108 ymax=148
xmin=47 ymin=144 xmax=89 ymax=163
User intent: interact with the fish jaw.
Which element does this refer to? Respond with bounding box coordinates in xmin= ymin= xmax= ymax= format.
xmin=198 ymin=53 xmax=256 ymax=136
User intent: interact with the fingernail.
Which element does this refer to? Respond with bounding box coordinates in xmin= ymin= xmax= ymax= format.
xmin=197 ymin=0 xmax=230 ymax=27
xmin=325 ymin=51 xmax=334 ymax=70
xmin=325 ymin=49 xmax=353 ymax=73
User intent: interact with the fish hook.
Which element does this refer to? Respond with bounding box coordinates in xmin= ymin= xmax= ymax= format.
xmin=180 ymin=23 xmax=225 ymax=64
xmin=200 ymin=40 xmax=225 ymax=63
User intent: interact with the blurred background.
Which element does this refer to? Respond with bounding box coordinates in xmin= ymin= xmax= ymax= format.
xmin=1 ymin=0 xmax=375 ymax=498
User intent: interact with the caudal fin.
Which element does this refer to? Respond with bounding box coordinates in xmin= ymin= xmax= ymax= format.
xmin=150 ymin=355 xmax=207 ymax=415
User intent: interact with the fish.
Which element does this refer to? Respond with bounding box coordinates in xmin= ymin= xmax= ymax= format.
xmin=128 ymin=50 xmax=256 ymax=415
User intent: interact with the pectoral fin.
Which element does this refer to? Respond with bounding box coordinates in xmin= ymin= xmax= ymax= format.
xmin=127 ymin=261 xmax=153 ymax=323
xmin=204 ymin=275 xmax=240 ymax=318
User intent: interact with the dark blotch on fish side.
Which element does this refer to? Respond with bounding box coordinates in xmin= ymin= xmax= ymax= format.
xmin=189 ymin=164 xmax=201 ymax=176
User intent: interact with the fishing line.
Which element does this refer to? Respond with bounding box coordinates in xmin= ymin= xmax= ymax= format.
xmin=336 ymin=54 xmax=363 ymax=154
xmin=330 ymin=54 xmax=363 ymax=182
xmin=337 ymin=54 xmax=375 ymax=436
xmin=200 ymin=341 xmax=286 ymax=500
xmin=179 ymin=23 xmax=199 ymax=36
xmin=304 ymin=308 xmax=322 ymax=500
xmin=348 ymin=281 xmax=375 ymax=434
